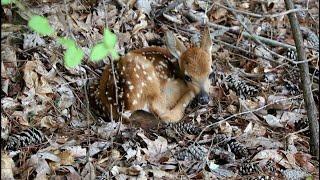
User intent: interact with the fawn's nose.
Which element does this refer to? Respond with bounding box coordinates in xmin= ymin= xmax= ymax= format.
xmin=197 ymin=90 xmax=210 ymax=105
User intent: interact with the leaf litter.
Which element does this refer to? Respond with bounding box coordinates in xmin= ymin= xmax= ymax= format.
xmin=1 ymin=0 xmax=319 ymax=179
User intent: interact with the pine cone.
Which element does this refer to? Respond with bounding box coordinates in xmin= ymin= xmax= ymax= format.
xmin=213 ymin=133 xmax=231 ymax=146
xmin=300 ymin=27 xmax=319 ymax=51
xmin=294 ymin=118 xmax=310 ymax=136
xmin=284 ymin=80 xmax=300 ymax=95
xmin=285 ymin=49 xmax=297 ymax=61
xmin=264 ymin=159 xmax=276 ymax=174
xmin=247 ymin=175 xmax=274 ymax=180
xmin=225 ymin=75 xmax=259 ymax=98
xmin=228 ymin=140 xmax=249 ymax=158
xmin=167 ymin=122 xmax=202 ymax=136
xmin=239 ymin=162 xmax=260 ymax=175
xmin=5 ymin=128 xmax=45 ymax=150
xmin=176 ymin=144 xmax=208 ymax=161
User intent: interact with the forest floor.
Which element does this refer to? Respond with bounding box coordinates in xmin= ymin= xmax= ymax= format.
xmin=1 ymin=0 xmax=319 ymax=179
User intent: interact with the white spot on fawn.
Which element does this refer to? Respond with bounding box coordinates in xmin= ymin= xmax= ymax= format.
xmin=129 ymin=85 xmax=134 ymax=90
xmin=108 ymin=97 xmax=112 ymax=101
xmin=147 ymin=76 xmax=152 ymax=81
xmin=132 ymin=100 xmax=137 ymax=105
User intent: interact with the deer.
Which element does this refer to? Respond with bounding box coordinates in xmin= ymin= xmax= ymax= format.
xmin=89 ymin=27 xmax=214 ymax=123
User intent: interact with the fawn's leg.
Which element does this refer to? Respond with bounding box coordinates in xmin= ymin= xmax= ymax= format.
xmin=151 ymin=81 xmax=195 ymax=122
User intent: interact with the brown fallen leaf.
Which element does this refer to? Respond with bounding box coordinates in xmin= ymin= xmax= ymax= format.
xmin=294 ymin=152 xmax=315 ymax=173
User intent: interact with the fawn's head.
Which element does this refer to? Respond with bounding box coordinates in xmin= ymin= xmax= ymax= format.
xmin=165 ymin=27 xmax=214 ymax=105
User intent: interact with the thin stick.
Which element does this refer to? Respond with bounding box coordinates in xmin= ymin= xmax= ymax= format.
xmin=209 ymin=2 xmax=308 ymax=18
xmin=285 ymin=0 xmax=319 ymax=160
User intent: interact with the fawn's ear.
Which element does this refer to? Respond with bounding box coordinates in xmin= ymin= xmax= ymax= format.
xmin=165 ymin=31 xmax=187 ymax=59
xmin=200 ymin=26 xmax=212 ymax=56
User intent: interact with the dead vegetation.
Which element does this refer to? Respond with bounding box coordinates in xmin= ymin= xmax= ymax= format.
xmin=1 ymin=0 xmax=319 ymax=179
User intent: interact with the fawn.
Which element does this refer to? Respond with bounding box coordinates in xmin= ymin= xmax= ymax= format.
xmin=89 ymin=27 xmax=214 ymax=123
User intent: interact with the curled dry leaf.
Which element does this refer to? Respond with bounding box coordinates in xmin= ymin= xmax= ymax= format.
xmin=243 ymin=137 xmax=283 ymax=149
xmin=97 ymin=121 xmax=125 ymax=139
xmin=219 ymin=121 xmax=233 ymax=136
xmin=132 ymin=12 xmax=148 ymax=34
xmin=163 ymin=13 xmax=183 ymax=24
xmin=263 ymin=114 xmax=284 ymax=128
xmin=294 ymin=152 xmax=315 ymax=172
xmin=254 ymin=45 xmax=272 ymax=69
xmin=40 ymin=115 xmax=65 ymax=130
xmin=1 ymin=115 xmax=10 ymax=141
xmin=111 ymin=165 xmax=146 ymax=178
xmin=62 ymin=146 xmax=87 ymax=158
xmin=212 ymin=8 xmax=228 ymax=20
xmin=252 ymin=149 xmax=292 ymax=169
xmin=137 ymin=133 xmax=168 ymax=162
xmin=1 ymin=152 xmax=15 ymax=180
xmin=135 ymin=0 xmax=151 ymax=15
xmin=23 ymin=33 xmax=45 ymax=49
xmin=57 ymin=150 xmax=74 ymax=166
xmin=81 ymin=162 xmax=96 ymax=180
xmin=122 ymin=141 xmax=138 ymax=160
xmin=28 ymin=153 xmax=53 ymax=179
xmin=146 ymin=169 xmax=177 ymax=179
xmin=56 ymin=85 xmax=75 ymax=110
xmin=280 ymin=111 xmax=305 ymax=127
xmin=11 ymin=111 xmax=29 ymax=127
xmin=88 ymin=141 xmax=111 ymax=157
xmin=267 ymin=95 xmax=292 ymax=110
xmin=1 ymin=97 xmax=19 ymax=110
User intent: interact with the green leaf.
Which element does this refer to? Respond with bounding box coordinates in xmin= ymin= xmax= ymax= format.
xmin=64 ymin=46 xmax=84 ymax=68
xmin=90 ymin=43 xmax=109 ymax=61
xmin=1 ymin=0 xmax=12 ymax=5
xmin=28 ymin=15 xmax=54 ymax=36
xmin=58 ymin=37 xmax=76 ymax=49
xmin=103 ymin=29 xmax=117 ymax=49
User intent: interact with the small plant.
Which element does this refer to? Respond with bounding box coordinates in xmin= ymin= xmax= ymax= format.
xmin=2 ymin=0 xmax=119 ymax=68
xmin=90 ymin=29 xmax=119 ymax=61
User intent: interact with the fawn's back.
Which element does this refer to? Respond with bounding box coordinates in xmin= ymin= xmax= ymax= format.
xmin=89 ymin=27 xmax=214 ymax=123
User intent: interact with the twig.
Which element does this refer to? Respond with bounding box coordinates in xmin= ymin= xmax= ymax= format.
xmin=285 ymin=0 xmax=319 ymax=160
xmin=207 ymin=22 xmax=318 ymax=51
xmin=209 ymin=2 xmax=308 ymax=18
xmin=195 ymin=93 xmax=306 ymax=142
xmin=223 ymin=0 xmax=298 ymax=64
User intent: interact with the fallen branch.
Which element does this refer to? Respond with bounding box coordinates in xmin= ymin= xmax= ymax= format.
xmin=209 ymin=2 xmax=308 ymax=18
xmin=285 ymin=0 xmax=319 ymax=160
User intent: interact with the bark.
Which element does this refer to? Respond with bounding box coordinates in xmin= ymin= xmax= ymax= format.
xmin=284 ymin=0 xmax=319 ymax=160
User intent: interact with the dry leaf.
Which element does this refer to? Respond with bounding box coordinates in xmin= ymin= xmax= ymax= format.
xmin=1 ymin=152 xmax=15 ymax=180
xmin=263 ymin=114 xmax=284 ymax=128
xmin=213 ymin=8 xmax=228 ymax=20
xmin=252 ymin=149 xmax=292 ymax=168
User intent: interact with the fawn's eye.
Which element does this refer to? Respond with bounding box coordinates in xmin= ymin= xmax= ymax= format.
xmin=209 ymin=72 xmax=215 ymax=79
xmin=184 ymin=75 xmax=192 ymax=82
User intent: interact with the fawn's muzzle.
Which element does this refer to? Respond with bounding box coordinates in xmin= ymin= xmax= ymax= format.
xmin=196 ymin=89 xmax=210 ymax=105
